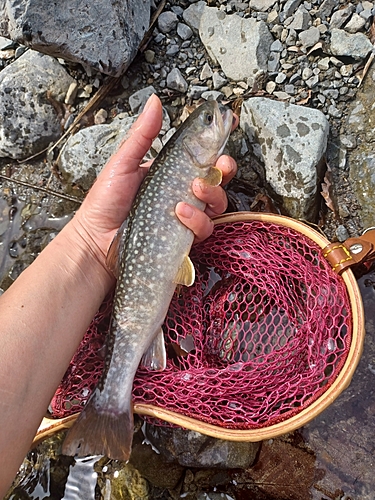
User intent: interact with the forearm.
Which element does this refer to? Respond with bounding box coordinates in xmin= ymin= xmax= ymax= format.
xmin=0 ymin=220 xmax=114 ymax=493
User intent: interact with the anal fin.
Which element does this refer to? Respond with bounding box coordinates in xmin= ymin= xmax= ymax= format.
xmin=141 ymin=329 xmax=166 ymax=371
xmin=174 ymin=255 xmax=195 ymax=286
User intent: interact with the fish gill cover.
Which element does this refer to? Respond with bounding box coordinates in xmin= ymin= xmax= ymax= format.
xmin=51 ymin=219 xmax=352 ymax=430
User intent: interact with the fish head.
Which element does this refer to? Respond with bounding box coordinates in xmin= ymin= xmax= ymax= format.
xmin=181 ymin=100 xmax=233 ymax=168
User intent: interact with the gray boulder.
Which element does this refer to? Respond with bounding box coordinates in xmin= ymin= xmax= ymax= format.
xmin=0 ymin=0 xmax=151 ymax=77
xmin=0 ymin=49 xmax=75 ymax=159
xmin=58 ymin=114 xmax=136 ymax=191
xmin=199 ymin=7 xmax=273 ymax=82
xmin=241 ymin=98 xmax=329 ymax=222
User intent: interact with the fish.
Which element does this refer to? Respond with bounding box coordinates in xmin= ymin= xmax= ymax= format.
xmin=62 ymin=100 xmax=234 ymax=462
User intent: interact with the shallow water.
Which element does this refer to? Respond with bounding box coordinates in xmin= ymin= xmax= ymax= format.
xmin=0 ymin=182 xmax=74 ymax=292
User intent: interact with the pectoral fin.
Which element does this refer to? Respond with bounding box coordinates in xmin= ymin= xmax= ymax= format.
xmin=204 ymin=166 xmax=222 ymax=187
xmin=106 ymin=219 xmax=129 ymax=278
xmin=174 ymin=255 xmax=195 ymax=286
xmin=141 ymin=329 xmax=167 ymax=371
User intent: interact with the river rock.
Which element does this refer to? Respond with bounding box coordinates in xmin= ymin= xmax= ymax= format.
xmin=330 ymin=29 xmax=373 ymax=60
xmin=144 ymin=424 xmax=260 ymax=469
xmin=282 ymin=0 xmax=303 ymax=18
xmin=241 ymin=97 xmax=329 ymax=222
xmin=0 ymin=49 xmax=75 ymax=159
xmin=182 ymin=1 xmax=206 ymax=34
xmin=129 ymin=85 xmax=156 ymax=114
xmin=318 ymin=0 xmax=336 ymax=19
xmin=250 ymin=0 xmax=278 ymax=12
xmin=344 ymin=13 xmax=367 ymax=33
xmin=158 ymin=11 xmax=179 ymax=34
xmin=329 ymin=4 xmax=356 ymax=29
xmin=288 ymin=7 xmax=311 ymax=31
xmin=199 ymin=7 xmax=273 ymax=82
xmin=167 ymin=68 xmax=188 ymax=93
xmin=298 ymin=26 xmax=321 ymax=48
xmin=58 ymin=114 xmax=136 ymax=190
xmin=0 ymin=0 xmax=151 ymax=77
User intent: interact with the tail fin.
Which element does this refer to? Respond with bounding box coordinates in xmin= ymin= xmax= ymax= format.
xmin=62 ymin=395 xmax=134 ymax=462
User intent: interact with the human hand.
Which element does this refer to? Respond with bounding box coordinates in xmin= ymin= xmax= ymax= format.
xmin=71 ymin=94 xmax=237 ymax=273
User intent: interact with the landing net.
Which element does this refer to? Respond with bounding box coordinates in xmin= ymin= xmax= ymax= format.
xmin=51 ymin=219 xmax=352 ymax=430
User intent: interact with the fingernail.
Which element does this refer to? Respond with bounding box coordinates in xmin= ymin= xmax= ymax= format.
xmin=177 ymin=202 xmax=194 ymax=219
xmin=142 ymin=94 xmax=155 ymax=113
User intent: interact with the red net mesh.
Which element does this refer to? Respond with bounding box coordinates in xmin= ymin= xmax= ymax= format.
xmin=51 ymin=220 xmax=352 ymax=430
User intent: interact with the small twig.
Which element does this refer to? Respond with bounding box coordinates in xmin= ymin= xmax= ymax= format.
xmin=0 ymin=173 xmax=82 ymax=203
xmin=139 ymin=0 xmax=167 ymax=53
xmin=357 ymin=51 xmax=375 ymax=87
xmin=18 ymin=76 xmax=120 ymax=163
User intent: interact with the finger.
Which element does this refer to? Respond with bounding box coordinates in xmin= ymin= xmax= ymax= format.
xmin=231 ymin=113 xmax=239 ymax=131
xmin=192 ymin=179 xmax=228 ymax=218
xmin=215 ymin=155 xmax=237 ymax=187
xmin=175 ymin=202 xmax=214 ymax=244
xmin=107 ymin=93 xmax=163 ymax=174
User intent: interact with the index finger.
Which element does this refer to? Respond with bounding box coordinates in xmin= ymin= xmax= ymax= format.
xmin=215 ymin=154 xmax=237 ymax=187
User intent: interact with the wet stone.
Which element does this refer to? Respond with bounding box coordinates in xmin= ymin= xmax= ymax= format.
xmin=144 ymin=424 xmax=260 ymax=469
xmin=336 ymin=224 xmax=350 ymax=242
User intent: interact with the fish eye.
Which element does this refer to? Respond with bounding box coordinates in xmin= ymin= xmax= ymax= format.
xmin=202 ymin=111 xmax=214 ymax=125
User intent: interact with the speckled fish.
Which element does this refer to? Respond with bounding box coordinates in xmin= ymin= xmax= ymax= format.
xmin=62 ymin=100 xmax=233 ymax=462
